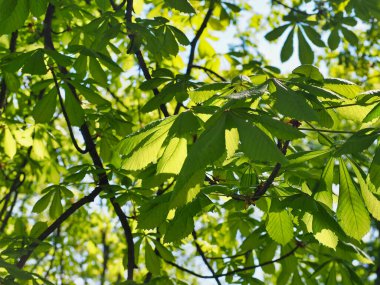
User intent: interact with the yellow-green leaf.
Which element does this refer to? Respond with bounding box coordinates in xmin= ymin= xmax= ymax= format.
xmin=4 ymin=127 xmax=17 ymax=159
xmin=337 ymin=159 xmax=370 ymax=240
xmin=266 ymin=210 xmax=293 ymax=245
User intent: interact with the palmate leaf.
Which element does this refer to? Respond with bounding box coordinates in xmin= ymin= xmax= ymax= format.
xmin=188 ymin=83 xmax=229 ymax=103
xmin=157 ymin=137 xmax=187 ymax=175
xmin=337 ymin=159 xmax=370 ymax=240
xmin=334 ymin=130 xmax=378 ymax=156
xmin=281 ymin=27 xmax=295 ymax=62
xmin=298 ymin=27 xmax=314 ymax=64
xmin=265 ymin=24 xmax=291 ymax=41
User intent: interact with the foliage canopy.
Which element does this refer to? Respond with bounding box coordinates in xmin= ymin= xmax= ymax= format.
xmin=0 ymin=0 xmax=380 ymax=284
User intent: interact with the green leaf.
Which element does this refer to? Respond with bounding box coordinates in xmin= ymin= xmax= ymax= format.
xmin=232 ymin=115 xmax=287 ymax=163
xmin=68 ymin=80 xmax=110 ymax=106
xmin=163 ymin=27 xmax=179 ymax=56
xmin=323 ymin=78 xmax=362 ymax=99
xmin=273 ymin=79 xmax=318 ymax=121
xmin=157 ymin=137 xmax=187 ymax=175
xmin=337 ymin=159 xmax=370 ymax=240
xmin=23 ymin=50 xmax=48 ymax=75
xmin=32 ymin=192 xmax=53 ymax=213
xmin=298 ymin=27 xmax=314 ymax=64
xmin=121 ymin=117 xmax=175 ymax=171
xmin=4 ymin=127 xmax=17 ymax=159
xmin=266 ymin=210 xmax=294 ymax=245
xmin=29 ymin=0 xmax=48 ymax=17
xmin=314 ymin=157 xmax=334 ymax=209
xmin=165 ymin=0 xmax=195 ymax=14
xmin=341 ymin=27 xmax=359 ymax=46
xmin=350 ymin=161 xmax=380 ymax=221
xmin=292 ymin=65 xmax=324 ymax=82
xmin=49 ymin=190 xmax=63 ymax=219
xmin=281 ymin=27 xmax=294 ymax=62
xmin=335 ymin=130 xmax=378 ymax=156
xmin=328 ymin=28 xmax=340 ymax=50
xmin=45 ymin=50 xmax=73 ymax=67
xmin=168 ymin=26 xmax=190 ymax=45
xmin=89 ymin=57 xmax=107 ymax=86
xmin=265 ymin=24 xmax=291 ymax=41
xmin=0 ymin=258 xmax=33 ymax=280
xmin=0 ymin=0 xmax=29 ymax=35
xmin=164 ymin=205 xmax=196 ymax=242
xmin=225 ymin=126 xmax=239 ymax=158
xmin=170 ymin=113 xmax=227 ymax=208
xmin=145 ymin=240 xmax=161 ymax=275
xmin=295 ymin=83 xmax=340 ymax=99
xmin=302 ymin=25 xmax=325 ymax=47
xmin=369 ymin=146 xmax=380 ymax=189
xmin=64 ymin=87 xmax=85 ymax=127
xmin=138 ymin=195 xmax=170 ymax=229
xmin=30 ymin=222 xmax=48 ymax=238
xmin=140 ymin=78 xmax=170 ymax=91
xmin=32 ymin=88 xmax=57 ymax=124
xmin=363 ymin=102 xmax=380 ymax=122
xmin=152 ymin=240 xmax=174 ymax=261
xmin=189 ymin=83 xmax=229 ymax=103
xmin=3 ymin=71 xmax=21 ymax=92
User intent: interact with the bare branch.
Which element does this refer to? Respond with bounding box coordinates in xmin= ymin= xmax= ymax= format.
xmin=190 ymin=64 xmax=227 ymax=82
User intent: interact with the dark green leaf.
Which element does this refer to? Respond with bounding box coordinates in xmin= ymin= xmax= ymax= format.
xmin=64 ymin=87 xmax=85 ymax=126
xmin=302 ymin=25 xmax=325 ymax=47
xmin=165 ymin=0 xmax=195 ymax=13
xmin=292 ymin=65 xmax=323 ymax=82
xmin=328 ymin=28 xmax=340 ymax=50
xmin=30 ymin=0 xmax=48 ymax=17
xmin=281 ymin=28 xmax=294 ymax=62
xmin=32 ymin=88 xmax=57 ymax=123
xmin=341 ymin=27 xmax=359 ymax=46
xmin=23 ymin=50 xmax=48 ymax=75
xmin=298 ymin=27 xmax=314 ymax=64
xmin=369 ymin=146 xmax=380 ymax=189
xmin=265 ymin=24 xmax=291 ymax=41
xmin=145 ymin=241 xmax=161 ymax=275
xmin=89 ymin=57 xmax=107 ymax=86
xmin=0 ymin=0 xmax=29 ymax=35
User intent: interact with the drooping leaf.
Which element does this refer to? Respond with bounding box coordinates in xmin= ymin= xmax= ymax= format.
xmin=337 ymin=159 xmax=370 ymax=240
xmin=280 ymin=27 xmax=294 ymax=62
xmin=368 ymin=146 xmax=380 ymax=190
xmin=49 ymin=190 xmax=63 ymax=219
xmin=145 ymin=240 xmax=161 ymax=275
xmin=32 ymin=88 xmax=57 ymax=124
xmin=302 ymin=25 xmax=325 ymax=47
xmin=32 ymin=192 xmax=53 ymax=213
xmin=298 ymin=27 xmax=314 ymax=64
xmin=328 ymin=28 xmax=340 ymax=50
xmin=64 ymin=87 xmax=85 ymax=127
xmin=314 ymin=157 xmax=334 ymax=209
xmin=89 ymin=57 xmax=107 ymax=86
xmin=341 ymin=27 xmax=359 ymax=46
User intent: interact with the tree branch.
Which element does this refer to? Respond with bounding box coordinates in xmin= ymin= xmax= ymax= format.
xmin=109 ymin=0 xmax=127 ymax=11
xmin=124 ymin=0 xmax=170 ymax=117
xmin=161 ymin=242 xmax=301 ymax=278
xmin=0 ymin=31 xmax=18 ymax=115
xmin=190 ymin=64 xmax=227 ymax=82
xmin=17 ymin=5 xmax=136 ymax=281
xmin=192 ymin=230 xmax=221 ymax=285
xmin=271 ymin=0 xmax=311 ymax=16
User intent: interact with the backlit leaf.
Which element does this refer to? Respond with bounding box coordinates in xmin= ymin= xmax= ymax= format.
xmin=337 ymin=159 xmax=370 ymax=240
xmin=266 ymin=210 xmax=293 ymax=245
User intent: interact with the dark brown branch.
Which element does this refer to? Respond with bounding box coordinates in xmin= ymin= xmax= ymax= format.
xmin=100 ymin=230 xmax=109 ymax=285
xmin=0 ymin=31 xmax=18 ymax=114
xmin=109 ymin=0 xmax=127 ymax=11
xmin=124 ymin=0 xmax=170 ymax=117
xmin=186 ymin=1 xmax=216 ymax=76
xmin=162 ymin=243 xmax=301 ymax=278
xmin=18 ymin=5 xmax=136 ymax=281
xmin=51 ymin=68 xmax=88 ymax=154
xmin=271 ymin=0 xmax=311 ymax=16
xmin=190 ymin=64 xmax=227 ymax=82
xmin=17 ymin=186 xmax=103 ymax=268
xmin=192 ymin=231 xmax=221 ymax=284
xmin=205 ymin=252 xmax=247 ymax=260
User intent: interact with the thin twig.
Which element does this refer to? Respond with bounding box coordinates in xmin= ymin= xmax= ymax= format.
xmin=271 ymin=0 xmax=311 ymax=16
xmin=161 ymin=243 xmax=301 ymax=278
xmin=298 ymin=127 xmax=357 ymax=134
xmin=192 ymin=231 xmax=221 ymax=285
xmin=190 ymin=64 xmax=227 ymax=82
xmin=109 ymin=0 xmax=127 ymax=11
